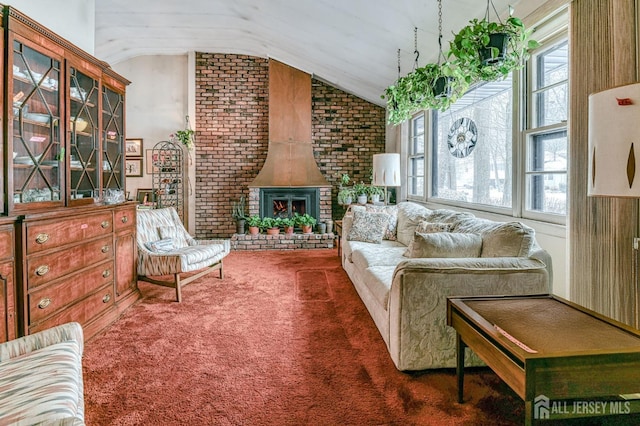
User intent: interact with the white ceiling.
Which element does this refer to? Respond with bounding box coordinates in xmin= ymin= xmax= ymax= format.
xmin=95 ymin=0 xmax=538 ymax=106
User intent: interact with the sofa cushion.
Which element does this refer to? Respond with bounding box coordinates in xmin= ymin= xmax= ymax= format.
xmin=404 ymin=222 xmax=453 ymax=257
xmin=351 ymin=244 xmax=408 ymax=270
xmin=347 ymin=210 xmax=389 ymax=244
xmin=365 ymin=205 xmax=398 ymax=240
xmin=405 ymin=232 xmax=483 ymax=258
xmin=0 ymin=340 xmax=83 ymax=425
xmin=396 ymin=202 xmax=432 ymax=246
xmin=455 ymin=218 xmax=535 ymax=257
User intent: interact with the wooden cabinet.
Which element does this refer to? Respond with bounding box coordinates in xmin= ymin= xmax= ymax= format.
xmin=0 ymin=220 xmax=16 ymax=343
xmin=17 ymin=204 xmax=139 ymax=340
xmin=0 ymin=7 xmax=139 ymax=340
xmin=4 ymin=6 xmax=129 ymax=213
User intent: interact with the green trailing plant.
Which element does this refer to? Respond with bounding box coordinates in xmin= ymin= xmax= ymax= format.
xmin=172 ymin=129 xmax=195 ymax=150
xmin=448 ymin=16 xmax=539 ymax=84
xmin=337 ymin=187 xmax=355 ymax=205
xmin=293 ymin=213 xmax=317 ymax=227
xmin=367 ymin=186 xmax=385 ymax=197
xmin=353 ymin=182 xmax=368 ymax=196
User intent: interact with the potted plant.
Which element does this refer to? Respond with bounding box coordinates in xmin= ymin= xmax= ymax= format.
xmin=246 ymin=214 xmax=261 ymax=235
xmin=261 ymin=217 xmax=281 ymax=235
xmin=367 ymin=185 xmax=385 ymax=204
xmin=353 ymin=183 xmax=368 ymax=205
xmin=280 ymin=217 xmax=295 ymax=234
xmin=294 ymin=213 xmax=317 ymax=234
xmin=448 ymin=15 xmax=539 ymax=83
xmin=171 ymin=128 xmax=195 ymax=151
xmin=232 ymin=196 xmax=246 ymax=234
xmin=338 ymin=187 xmax=355 ymax=206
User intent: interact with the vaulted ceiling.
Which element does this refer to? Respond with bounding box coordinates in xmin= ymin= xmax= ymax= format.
xmin=95 ymin=0 xmax=536 ymax=106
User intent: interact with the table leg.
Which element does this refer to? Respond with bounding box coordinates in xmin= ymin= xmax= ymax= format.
xmin=457 ymin=333 xmax=466 ymax=403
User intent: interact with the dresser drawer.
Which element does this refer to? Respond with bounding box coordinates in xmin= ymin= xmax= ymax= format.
xmin=0 ymin=225 xmax=14 ymax=261
xmin=27 ymin=235 xmax=113 ymax=288
xmin=28 ymin=282 xmax=114 ymax=334
xmin=28 ymin=259 xmax=114 ymax=323
xmin=114 ymin=206 xmax=135 ymax=231
xmin=25 ymin=212 xmax=113 ymax=254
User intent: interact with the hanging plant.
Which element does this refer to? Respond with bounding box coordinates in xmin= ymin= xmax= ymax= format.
xmin=172 ymin=129 xmax=195 ymax=150
xmin=448 ymin=15 xmax=539 ymax=84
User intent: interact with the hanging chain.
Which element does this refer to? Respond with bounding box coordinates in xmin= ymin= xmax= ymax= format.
xmin=413 ymin=27 xmax=420 ymax=70
xmin=437 ymin=0 xmax=444 ymax=64
xmin=485 ymin=0 xmax=503 ymax=24
xmin=397 ymin=48 xmax=401 ymax=79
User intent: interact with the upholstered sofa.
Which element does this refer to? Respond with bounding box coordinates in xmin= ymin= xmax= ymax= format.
xmin=341 ymin=201 xmax=552 ymax=371
xmin=0 ymin=322 xmax=85 ymax=425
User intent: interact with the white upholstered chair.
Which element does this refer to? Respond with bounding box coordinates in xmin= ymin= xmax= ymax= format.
xmin=136 ymin=207 xmax=230 ymax=302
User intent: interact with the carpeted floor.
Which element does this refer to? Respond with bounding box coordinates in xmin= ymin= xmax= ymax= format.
xmin=82 ymin=250 xmax=628 ymax=425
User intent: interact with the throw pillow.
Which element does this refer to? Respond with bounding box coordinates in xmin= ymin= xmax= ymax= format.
xmin=365 ymin=205 xmax=398 ymax=240
xmin=405 ymin=232 xmax=483 ymax=258
xmin=396 ymin=202 xmax=432 ymax=246
xmin=158 ymin=225 xmax=189 ymax=248
xmin=481 ymin=222 xmax=534 ymax=257
xmin=145 ymin=238 xmax=175 ymax=253
xmin=347 ymin=210 xmax=389 ymax=244
xmin=404 ymin=222 xmax=453 ymax=257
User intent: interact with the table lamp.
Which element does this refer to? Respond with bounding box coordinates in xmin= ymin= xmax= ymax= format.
xmin=372 ymin=153 xmax=400 ymax=205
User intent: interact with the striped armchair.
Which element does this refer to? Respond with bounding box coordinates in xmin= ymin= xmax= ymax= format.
xmin=136 ymin=207 xmax=230 ymax=302
xmin=0 ymin=322 xmax=85 ymax=425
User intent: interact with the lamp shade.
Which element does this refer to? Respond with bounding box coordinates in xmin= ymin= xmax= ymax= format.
xmin=588 ymin=83 xmax=640 ymax=197
xmin=372 ymin=153 xmax=401 ymax=186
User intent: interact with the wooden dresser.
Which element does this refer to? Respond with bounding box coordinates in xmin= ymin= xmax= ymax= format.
xmin=0 ymin=218 xmax=17 ymax=343
xmin=16 ymin=203 xmax=139 ymax=340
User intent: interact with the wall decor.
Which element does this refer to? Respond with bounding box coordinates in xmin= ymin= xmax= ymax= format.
xmin=125 ymin=138 xmax=143 ymax=157
xmin=125 ymin=158 xmax=143 ymax=177
xmin=136 ymin=188 xmax=155 ymax=205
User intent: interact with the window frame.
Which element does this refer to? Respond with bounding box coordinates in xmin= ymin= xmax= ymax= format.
xmin=407 ymin=112 xmax=426 ymax=198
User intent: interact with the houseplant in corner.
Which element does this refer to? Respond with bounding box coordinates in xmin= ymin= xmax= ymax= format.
xmin=232 ymin=196 xmax=246 ymax=234
xmin=294 ymin=213 xmax=317 ymax=234
xmin=246 ymin=215 xmax=261 ymax=235
xmin=448 ymin=12 xmax=539 ymax=84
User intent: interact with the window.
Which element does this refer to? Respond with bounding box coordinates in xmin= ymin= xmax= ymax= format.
xmin=431 ymin=77 xmax=513 ymax=209
xmin=406 ymin=9 xmax=568 ymax=224
xmin=524 ymin=39 xmax=569 ymax=217
xmin=408 ymin=113 xmax=425 ymax=197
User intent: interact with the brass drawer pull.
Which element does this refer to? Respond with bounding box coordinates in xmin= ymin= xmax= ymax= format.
xmin=103 ymin=269 xmax=111 ymax=278
xmin=102 ymin=293 xmax=111 ymax=303
xmin=121 ymin=216 xmax=128 ymax=224
xmin=35 ymin=265 xmax=49 ymax=276
xmin=38 ymin=297 xmax=51 ymax=309
xmin=35 ymin=233 xmax=49 ymax=244
xmin=101 ymin=245 xmax=110 ymax=253
xmin=101 ymin=221 xmax=110 ymax=229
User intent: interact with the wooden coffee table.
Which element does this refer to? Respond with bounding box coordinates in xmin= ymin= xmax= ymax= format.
xmin=447 ymin=295 xmax=640 ymax=425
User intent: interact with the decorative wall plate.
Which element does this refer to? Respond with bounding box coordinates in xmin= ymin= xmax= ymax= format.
xmin=447 ymin=117 xmax=478 ymax=158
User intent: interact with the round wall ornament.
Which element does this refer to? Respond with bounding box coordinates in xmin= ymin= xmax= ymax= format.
xmin=447 ymin=117 xmax=478 ymax=158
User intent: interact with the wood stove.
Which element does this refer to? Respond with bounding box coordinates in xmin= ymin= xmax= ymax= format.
xmin=260 ymin=188 xmax=320 ymax=220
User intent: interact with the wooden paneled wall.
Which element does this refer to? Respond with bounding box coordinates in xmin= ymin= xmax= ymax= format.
xmin=569 ymin=0 xmax=639 ymax=326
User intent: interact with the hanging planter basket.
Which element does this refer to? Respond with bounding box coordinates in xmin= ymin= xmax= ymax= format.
xmin=479 ymin=32 xmax=510 ymax=65
xmin=433 ymin=76 xmax=454 ymax=99
xmin=449 ymin=16 xmax=539 ymax=83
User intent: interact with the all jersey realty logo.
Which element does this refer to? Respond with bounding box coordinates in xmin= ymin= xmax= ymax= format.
xmin=534 ymin=395 xmax=631 ymax=419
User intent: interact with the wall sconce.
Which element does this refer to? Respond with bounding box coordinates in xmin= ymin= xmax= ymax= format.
xmin=372 ymin=153 xmax=401 ymax=205
xmin=588 ymin=82 xmax=640 ymax=197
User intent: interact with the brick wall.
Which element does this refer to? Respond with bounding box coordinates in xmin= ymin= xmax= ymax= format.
xmin=195 ymin=53 xmax=385 ymax=239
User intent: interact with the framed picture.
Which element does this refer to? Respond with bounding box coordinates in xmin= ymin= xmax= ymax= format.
xmin=125 ymin=158 xmax=143 ymax=177
xmin=136 ymin=188 xmax=155 ymax=205
xmin=146 ymin=149 xmax=158 ymax=174
xmin=125 ymin=138 xmax=143 ymax=157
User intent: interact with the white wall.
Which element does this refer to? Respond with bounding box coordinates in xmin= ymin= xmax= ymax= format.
xmin=4 ymin=0 xmax=95 ymax=55
xmin=112 ymin=54 xmax=194 ymax=231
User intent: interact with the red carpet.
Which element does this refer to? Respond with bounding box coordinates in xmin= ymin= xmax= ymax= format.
xmin=83 ymin=250 xmax=526 ymax=425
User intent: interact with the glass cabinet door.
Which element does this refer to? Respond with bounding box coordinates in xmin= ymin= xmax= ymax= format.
xmin=11 ymin=39 xmax=62 ymax=208
xmin=102 ymin=85 xmax=124 ymax=192
xmin=69 ymin=67 xmax=99 ymax=203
